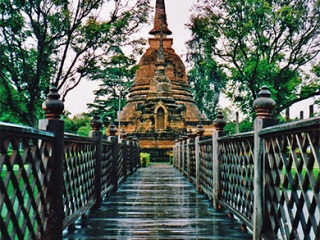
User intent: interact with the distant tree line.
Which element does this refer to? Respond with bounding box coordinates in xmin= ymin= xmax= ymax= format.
xmin=186 ymin=0 xmax=320 ymax=122
xmin=1 ymin=0 xmax=319 ymax=132
xmin=0 ymin=0 xmax=150 ymax=126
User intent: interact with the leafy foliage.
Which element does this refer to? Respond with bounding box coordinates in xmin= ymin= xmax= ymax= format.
xmin=188 ymin=0 xmax=320 ymax=118
xmin=224 ymin=119 xmax=253 ymax=135
xmin=0 ymin=0 xmax=150 ymax=126
xmin=186 ymin=16 xmax=227 ymax=120
xmin=140 ymin=152 xmax=151 ymax=167
xmin=63 ymin=112 xmax=92 ymax=136
xmin=87 ymin=46 xmax=138 ymax=122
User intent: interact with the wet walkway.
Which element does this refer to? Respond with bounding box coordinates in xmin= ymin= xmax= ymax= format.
xmin=63 ymin=164 xmax=252 ymax=239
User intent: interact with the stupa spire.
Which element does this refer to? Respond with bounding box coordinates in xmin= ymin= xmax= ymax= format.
xmin=157 ymin=28 xmax=165 ymax=64
xmin=149 ymin=0 xmax=172 ymax=36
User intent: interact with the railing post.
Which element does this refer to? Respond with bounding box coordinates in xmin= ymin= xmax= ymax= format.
xmin=186 ymin=129 xmax=193 ymax=181
xmin=89 ymin=114 xmax=103 ymax=209
xmin=252 ymin=86 xmax=278 ymax=239
xmin=177 ymin=136 xmax=182 ymax=170
xmin=195 ymin=123 xmax=204 ymax=192
xmin=181 ymin=134 xmax=186 ymax=174
xmin=127 ymin=136 xmax=133 ymax=175
xmin=175 ymin=139 xmax=179 ymax=167
xmin=176 ymin=139 xmax=179 ymax=168
xmin=183 ymin=133 xmax=188 ymax=174
xmin=109 ymin=123 xmax=118 ymax=193
xmin=212 ymin=111 xmax=226 ymax=209
xmin=133 ymin=136 xmax=140 ymax=168
xmin=39 ymin=86 xmax=64 ymax=240
xmin=121 ymin=129 xmax=127 ymax=181
xmin=186 ymin=138 xmax=190 ymax=178
xmin=137 ymin=140 xmax=141 ymax=168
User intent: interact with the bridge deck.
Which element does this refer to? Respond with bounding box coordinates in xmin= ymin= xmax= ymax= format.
xmin=63 ymin=164 xmax=252 ymax=239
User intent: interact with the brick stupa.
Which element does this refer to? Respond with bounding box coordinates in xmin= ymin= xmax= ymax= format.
xmin=119 ymin=0 xmax=214 ymax=161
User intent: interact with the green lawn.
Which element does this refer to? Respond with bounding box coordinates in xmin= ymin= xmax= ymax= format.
xmin=1 ymin=165 xmax=40 ymax=239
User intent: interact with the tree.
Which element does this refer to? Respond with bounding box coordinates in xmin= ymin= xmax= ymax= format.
xmin=0 ymin=0 xmax=150 ymax=126
xmin=87 ymin=46 xmax=138 ymax=122
xmin=63 ymin=112 xmax=92 ymax=136
xmin=188 ymin=0 xmax=320 ymax=117
xmin=186 ymin=16 xmax=227 ymax=119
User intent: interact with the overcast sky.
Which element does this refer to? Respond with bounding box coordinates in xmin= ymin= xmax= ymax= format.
xmin=64 ymin=0 xmax=318 ymax=118
xmin=64 ymin=0 xmax=196 ymax=116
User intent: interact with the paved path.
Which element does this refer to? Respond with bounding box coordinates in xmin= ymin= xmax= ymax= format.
xmin=63 ymin=164 xmax=252 ymax=239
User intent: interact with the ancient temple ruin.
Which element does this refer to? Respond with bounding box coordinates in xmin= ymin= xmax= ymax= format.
xmin=118 ymin=0 xmax=214 ymax=161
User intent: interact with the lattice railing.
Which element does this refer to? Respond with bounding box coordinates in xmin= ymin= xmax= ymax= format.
xmin=182 ymin=141 xmax=188 ymax=176
xmin=261 ymin=119 xmax=320 ymax=240
xmin=101 ymin=140 xmax=113 ymax=197
xmin=126 ymin=142 xmax=134 ymax=176
xmin=218 ymin=132 xmax=254 ymax=227
xmin=173 ymin=143 xmax=177 ymax=167
xmin=1 ymin=119 xmax=140 ymax=239
xmin=131 ymin=143 xmax=135 ymax=172
xmin=63 ymin=134 xmax=96 ymax=227
xmin=131 ymin=143 xmax=138 ymax=172
xmin=199 ymin=139 xmax=213 ymax=198
xmin=179 ymin=142 xmax=183 ymax=170
xmin=1 ymin=123 xmax=54 ymax=240
xmin=117 ymin=144 xmax=124 ymax=184
xmin=189 ymin=141 xmax=196 ymax=184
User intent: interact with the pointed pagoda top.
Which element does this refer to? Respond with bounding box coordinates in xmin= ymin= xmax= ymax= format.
xmin=157 ymin=29 xmax=165 ymax=64
xmin=149 ymin=0 xmax=172 ymax=36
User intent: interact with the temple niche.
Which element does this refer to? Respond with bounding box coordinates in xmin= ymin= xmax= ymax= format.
xmin=118 ymin=0 xmax=214 ymax=161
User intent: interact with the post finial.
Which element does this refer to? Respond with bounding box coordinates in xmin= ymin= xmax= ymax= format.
xmin=187 ymin=129 xmax=195 ymax=140
xmin=253 ymin=86 xmax=276 ymax=119
xmin=182 ymin=132 xmax=188 ymax=142
xmin=196 ymin=122 xmax=204 ymax=137
xmin=108 ymin=122 xmax=117 ymax=136
xmin=120 ymin=129 xmax=127 ymax=140
xmin=213 ymin=111 xmax=226 ymax=132
xmin=90 ymin=114 xmax=103 ymax=131
xmin=132 ymin=135 xmax=138 ymax=142
xmin=42 ymin=85 xmax=64 ymax=120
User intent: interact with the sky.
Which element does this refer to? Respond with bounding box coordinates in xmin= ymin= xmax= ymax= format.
xmin=64 ymin=0 xmax=319 ymax=119
xmin=64 ymin=0 xmax=196 ymax=116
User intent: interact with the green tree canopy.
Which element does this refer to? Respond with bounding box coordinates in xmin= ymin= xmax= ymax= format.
xmin=87 ymin=46 xmax=137 ymax=122
xmin=188 ymin=0 xmax=320 ymax=117
xmin=0 ymin=0 xmax=150 ymax=126
xmin=186 ymin=15 xmax=227 ymax=119
xmin=63 ymin=112 xmax=92 ymax=136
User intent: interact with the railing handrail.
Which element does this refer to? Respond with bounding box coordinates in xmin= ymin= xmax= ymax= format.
xmin=259 ymin=117 xmax=320 ymax=137
xmin=198 ymin=138 xmax=212 ymax=145
xmin=218 ymin=131 xmax=254 ymax=141
xmin=0 ymin=121 xmax=55 ymax=137
xmin=64 ymin=132 xmax=96 ymax=142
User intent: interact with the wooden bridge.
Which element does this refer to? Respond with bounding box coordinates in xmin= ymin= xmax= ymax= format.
xmin=1 ymin=86 xmax=319 ymax=240
xmin=63 ymin=164 xmax=252 ymax=239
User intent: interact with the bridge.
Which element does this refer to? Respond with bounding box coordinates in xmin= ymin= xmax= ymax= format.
xmin=63 ymin=164 xmax=252 ymax=239
xmin=1 ymin=86 xmax=319 ymax=240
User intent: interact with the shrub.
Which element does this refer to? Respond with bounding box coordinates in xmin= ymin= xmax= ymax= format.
xmin=140 ymin=152 xmax=150 ymax=167
xmin=169 ymin=154 xmax=174 ymax=165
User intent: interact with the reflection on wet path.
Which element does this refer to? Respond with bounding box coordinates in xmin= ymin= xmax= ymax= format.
xmin=64 ymin=164 xmax=252 ymax=239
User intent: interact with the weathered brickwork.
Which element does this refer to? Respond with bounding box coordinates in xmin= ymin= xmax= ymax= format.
xmin=118 ymin=0 xmax=214 ymax=161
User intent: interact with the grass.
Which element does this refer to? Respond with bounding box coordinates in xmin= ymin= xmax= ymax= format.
xmin=1 ymin=165 xmax=40 ymax=239
xmin=280 ymin=167 xmax=319 ymax=190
